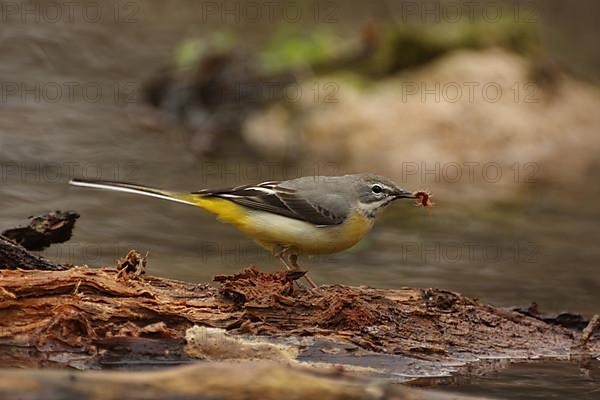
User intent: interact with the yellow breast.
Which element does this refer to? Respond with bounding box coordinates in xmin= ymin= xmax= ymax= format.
xmin=238 ymin=209 xmax=373 ymax=255
xmin=183 ymin=195 xmax=374 ymax=255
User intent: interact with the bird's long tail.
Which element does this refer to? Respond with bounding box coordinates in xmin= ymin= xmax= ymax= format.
xmin=69 ymin=179 xmax=247 ymax=227
xmin=69 ymin=179 xmax=201 ymax=206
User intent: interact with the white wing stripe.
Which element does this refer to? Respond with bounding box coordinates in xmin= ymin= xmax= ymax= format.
xmin=246 ymin=186 xmax=277 ymax=194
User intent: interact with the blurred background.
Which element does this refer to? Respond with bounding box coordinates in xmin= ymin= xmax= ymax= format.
xmin=1 ymin=0 xmax=599 ymax=314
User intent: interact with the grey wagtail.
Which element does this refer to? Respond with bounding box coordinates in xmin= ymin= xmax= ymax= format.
xmin=69 ymin=174 xmax=417 ymax=288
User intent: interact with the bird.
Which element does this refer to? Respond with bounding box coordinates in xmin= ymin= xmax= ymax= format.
xmin=69 ymin=174 xmax=417 ymax=289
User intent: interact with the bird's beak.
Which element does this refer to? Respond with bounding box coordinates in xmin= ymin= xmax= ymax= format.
xmin=394 ymin=189 xmax=416 ymax=199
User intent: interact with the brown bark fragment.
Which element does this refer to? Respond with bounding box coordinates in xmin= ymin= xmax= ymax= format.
xmin=0 ymin=259 xmax=597 ymax=372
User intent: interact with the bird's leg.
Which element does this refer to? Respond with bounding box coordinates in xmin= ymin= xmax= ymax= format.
xmin=289 ymin=254 xmax=318 ymax=289
xmin=277 ymin=255 xmax=308 ymax=290
xmin=273 ymin=245 xmax=289 ymax=270
xmin=276 ymin=254 xmax=293 ymax=271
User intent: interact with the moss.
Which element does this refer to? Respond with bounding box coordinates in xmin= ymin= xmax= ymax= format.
xmin=369 ymin=18 xmax=540 ymax=76
xmin=174 ymin=32 xmax=237 ymax=71
xmin=170 ymin=12 xmax=539 ymax=80
xmin=259 ymin=28 xmax=342 ymax=74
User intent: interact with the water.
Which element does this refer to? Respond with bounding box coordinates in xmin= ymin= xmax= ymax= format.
xmin=1 ymin=1 xmax=599 ymax=397
xmin=444 ymin=360 xmax=600 ymax=399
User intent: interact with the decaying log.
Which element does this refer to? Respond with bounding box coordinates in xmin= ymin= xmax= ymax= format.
xmin=2 ymin=210 xmax=79 ymax=251
xmin=0 ymin=252 xmax=598 ymax=378
xmin=0 ymin=235 xmax=67 ymax=271
xmin=0 ymin=360 xmax=491 ymax=400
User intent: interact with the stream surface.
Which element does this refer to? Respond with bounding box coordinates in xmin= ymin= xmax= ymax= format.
xmin=0 ymin=1 xmax=598 ymax=398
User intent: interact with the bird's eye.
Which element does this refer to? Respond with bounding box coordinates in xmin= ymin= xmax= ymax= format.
xmin=371 ymin=185 xmax=383 ymax=194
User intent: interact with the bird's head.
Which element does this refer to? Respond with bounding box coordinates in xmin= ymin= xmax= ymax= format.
xmin=353 ymin=174 xmax=415 ymax=218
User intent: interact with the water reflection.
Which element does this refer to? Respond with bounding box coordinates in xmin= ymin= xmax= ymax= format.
xmin=443 ymin=360 xmax=600 ymax=400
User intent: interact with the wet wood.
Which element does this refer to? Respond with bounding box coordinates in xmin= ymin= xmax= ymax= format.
xmin=0 ymin=211 xmax=77 ymax=271
xmin=0 ymin=252 xmax=598 ymax=375
xmin=0 ymin=361 xmax=490 ymax=400
xmin=580 ymin=315 xmax=600 ymax=346
xmin=2 ymin=210 xmax=79 ymax=251
xmin=512 ymin=301 xmax=595 ymax=330
xmin=0 ymin=235 xmax=67 ymax=271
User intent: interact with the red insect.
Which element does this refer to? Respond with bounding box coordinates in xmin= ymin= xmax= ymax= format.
xmin=413 ymin=191 xmax=433 ymax=207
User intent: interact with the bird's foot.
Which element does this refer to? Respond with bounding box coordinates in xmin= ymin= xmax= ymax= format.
xmin=289 ymin=254 xmax=319 ymax=290
xmin=275 ymin=248 xmax=319 ymax=291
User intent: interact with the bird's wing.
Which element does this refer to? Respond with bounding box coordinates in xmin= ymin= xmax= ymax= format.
xmin=193 ymin=181 xmax=345 ymax=226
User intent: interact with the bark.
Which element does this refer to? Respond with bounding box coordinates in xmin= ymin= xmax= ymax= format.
xmin=0 ymin=252 xmax=597 ymax=375
xmin=0 ymin=235 xmax=67 ymax=271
